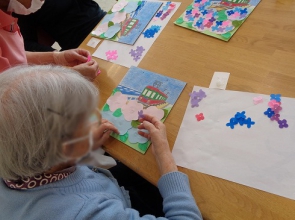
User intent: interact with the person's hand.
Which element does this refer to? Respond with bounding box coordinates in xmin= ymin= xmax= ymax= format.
xmin=91 ymin=119 xmax=119 ymax=151
xmin=138 ymin=114 xmax=178 ymax=175
xmin=53 ymin=49 xmax=89 ymax=66
xmin=71 ymin=60 xmax=100 ymax=81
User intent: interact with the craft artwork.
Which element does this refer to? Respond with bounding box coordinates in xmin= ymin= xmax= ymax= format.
xmin=92 ymin=0 xmax=162 ymax=45
xmin=92 ymin=1 xmax=181 ymax=68
xmin=174 ymin=0 xmax=261 ymax=41
xmin=173 ymin=86 xmax=295 ymax=200
xmin=101 ymin=66 xmax=186 ymax=154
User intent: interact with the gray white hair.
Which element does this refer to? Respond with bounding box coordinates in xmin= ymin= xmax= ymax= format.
xmin=0 ymin=65 xmax=99 ymax=180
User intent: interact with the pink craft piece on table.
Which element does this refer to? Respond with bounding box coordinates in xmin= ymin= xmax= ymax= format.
xmin=253 ymin=96 xmax=263 ymax=105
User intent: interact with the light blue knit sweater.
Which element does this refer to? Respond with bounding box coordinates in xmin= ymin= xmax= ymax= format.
xmin=0 ymin=166 xmax=202 ymax=220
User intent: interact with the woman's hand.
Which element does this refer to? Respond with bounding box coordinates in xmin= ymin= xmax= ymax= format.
xmin=72 ymin=60 xmax=100 ymax=81
xmin=138 ymin=114 xmax=178 ymax=175
xmin=91 ymin=119 xmax=119 ymax=151
xmin=53 ymin=49 xmax=89 ymax=66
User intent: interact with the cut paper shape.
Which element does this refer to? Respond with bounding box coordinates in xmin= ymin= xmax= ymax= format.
xmin=101 ymin=110 xmax=132 ymax=135
xmin=104 ymin=23 xmax=121 ymax=38
xmin=195 ymin=113 xmax=204 ymax=121
xmin=87 ymin=55 xmax=91 ymax=62
xmin=143 ymin=106 xmax=164 ymax=120
xmin=129 ymin=46 xmax=145 ymax=61
xmin=121 ymin=100 xmax=144 ymax=121
xmin=278 ymin=119 xmax=288 ymax=128
xmin=128 ymin=128 xmax=149 ymax=144
xmin=138 ymin=110 xmax=144 ymax=119
xmin=124 ymin=1 xmax=139 ymax=13
xmin=106 ymin=91 xmax=128 ymax=111
xmin=93 ymin=1 xmax=162 ymax=45
xmin=142 ymin=25 xmax=161 ymax=38
xmin=112 ymin=12 xmax=127 ymax=24
xmin=101 ymin=66 xmax=186 ymax=154
xmin=270 ymin=114 xmax=280 ymax=121
xmin=173 ymin=86 xmax=295 ymax=201
xmin=91 ymin=22 xmax=108 ymax=36
xmin=268 ymin=100 xmax=281 ymax=108
xmin=190 ymin=89 xmax=206 ymax=108
xmin=106 ymin=50 xmax=118 ymax=61
xmin=270 ymin=94 xmax=281 ymax=102
xmin=113 ymin=108 xmax=123 ymax=117
xmin=264 ymin=108 xmax=275 ymax=118
xmin=273 ymin=104 xmax=282 ymax=114
xmin=92 ymin=2 xmax=181 ymax=68
xmin=253 ymin=96 xmax=263 ymax=105
xmin=174 ymin=0 xmax=261 ymax=41
xmin=112 ymin=0 xmax=128 ymax=12
xmin=226 ymin=111 xmax=255 ymax=129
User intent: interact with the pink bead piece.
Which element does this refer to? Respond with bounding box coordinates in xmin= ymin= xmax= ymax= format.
xmin=195 ymin=113 xmax=204 ymax=121
xmin=253 ymin=96 xmax=263 ymax=105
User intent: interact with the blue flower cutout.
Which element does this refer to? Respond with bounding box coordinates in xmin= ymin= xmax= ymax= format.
xmin=264 ymin=108 xmax=275 ymax=118
xmin=270 ymin=94 xmax=281 ymax=102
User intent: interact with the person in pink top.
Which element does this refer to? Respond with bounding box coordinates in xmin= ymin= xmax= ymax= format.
xmin=0 ymin=0 xmax=99 ymax=80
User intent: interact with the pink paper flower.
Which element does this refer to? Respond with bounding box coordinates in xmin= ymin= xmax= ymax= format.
xmin=111 ymin=0 xmax=128 ymax=12
xmin=143 ymin=106 xmax=164 ymax=120
xmin=121 ymin=100 xmax=144 ymax=121
xmin=111 ymin=12 xmax=126 ymax=24
xmin=106 ymin=92 xmax=128 ymax=112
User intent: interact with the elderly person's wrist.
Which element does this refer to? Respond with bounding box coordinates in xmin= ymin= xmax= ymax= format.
xmin=155 ymin=151 xmax=178 ymax=175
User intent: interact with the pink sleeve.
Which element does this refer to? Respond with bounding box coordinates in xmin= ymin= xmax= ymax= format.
xmin=0 ymin=47 xmax=11 ymax=73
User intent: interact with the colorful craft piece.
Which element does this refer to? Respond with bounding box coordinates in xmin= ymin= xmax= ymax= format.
xmin=129 ymin=46 xmax=145 ymax=61
xmin=112 ymin=12 xmax=127 ymax=24
xmin=128 ymin=128 xmax=149 ymax=144
xmin=111 ymin=0 xmax=128 ymax=12
xmin=121 ymin=100 xmax=144 ymax=121
xmin=195 ymin=113 xmax=204 ymax=121
xmin=174 ymin=0 xmax=261 ymax=41
xmin=264 ymin=108 xmax=275 ymax=118
xmin=104 ymin=23 xmax=121 ymax=38
xmin=270 ymin=94 xmax=281 ymax=102
xmin=87 ymin=55 xmax=91 ymax=62
xmin=264 ymin=93 xmax=288 ymax=128
xmin=143 ymin=106 xmax=164 ymax=120
xmin=138 ymin=110 xmax=144 ymax=119
xmin=278 ymin=119 xmax=288 ymax=128
xmin=101 ymin=66 xmax=186 ymax=154
xmin=106 ymin=91 xmax=128 ymax=111
xmin=153 ymin=1 xmax=176 ymax=22
xmin=190 ymin=89 xmax=206 ymax=108
xmin=92 ymin=1 xmax=162 ymax=45
xmin=142 ymin=25 xmax=161 ymax=38
xmin=226 ymin=111 xmax=255 ymax=129
xmin=101 ymin=110 xmax=132 ymax=135
xmin=253 ymin=96 xmax=263 ymax=105
xmin=105 ymin=50 xmax=118 ymax=61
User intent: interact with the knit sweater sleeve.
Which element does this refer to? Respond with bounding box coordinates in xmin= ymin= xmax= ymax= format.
xmin=76 ymin=171 xmax=203 ymax=220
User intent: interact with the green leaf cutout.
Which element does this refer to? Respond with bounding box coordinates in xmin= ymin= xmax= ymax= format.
xmin=162 ymin=109 xmax=169 ymax=120
xmin=131 ymin=120 xmax=141 ymax=128
xmin=186 ymin=4 xmax=193 ymax=10
xmin=138 ymin=142 xmax=149 ymax=152
xmin=217 ymin=10 xmax=227 ymax=21
xmin=99 ymin=33 xmax=105 ymax=38
xmin=232 ymin=20 xmax=244 ymax=28
xmin=119 ymin=132 xmax=129 ymax=142
xmin=112 ymin=88 xmax=120 ymax=95
xmin=102 ymin=104 xmax=110 ymax=112
xmin=108 ymin=21 xmax=114 ymax=27
xmin=113 ymin=108 xmax=122 ymax=117
xmin=137 ymin=1 xmax=142 ymax=6
xmin=221 ymin=32 xmax=231 ymax=40
xmin=175 ymin=17 xmax=184 ymax=25
xmin=187 ymin=22 xmax=193 ymax=28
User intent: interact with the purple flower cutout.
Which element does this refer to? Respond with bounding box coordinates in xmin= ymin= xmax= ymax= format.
xmin=138 ymin=110 xmax=144 ymax=119
xmin=270 ymin=114 xmax=280 ymax=121
xmin=278 ymin=119 xmax=288 ymax=128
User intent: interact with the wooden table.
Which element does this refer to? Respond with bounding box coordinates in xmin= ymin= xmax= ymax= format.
xmin=79 ymin=0 xmax=295 ymax=219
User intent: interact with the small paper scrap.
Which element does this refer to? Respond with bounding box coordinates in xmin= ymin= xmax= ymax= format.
xmin=87 ymin=37 xmax=101 ymax=48
xmin=209 ymin=72 xmax=230 ymax=90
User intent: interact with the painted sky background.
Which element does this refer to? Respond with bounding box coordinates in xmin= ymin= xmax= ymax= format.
xmin=118 ymin=1 xmax=162 ymax=45
xmin=119 ymin=66 xmax=186 ymax=104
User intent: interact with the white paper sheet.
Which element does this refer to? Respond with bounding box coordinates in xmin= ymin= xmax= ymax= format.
xmin=92 ymin=1 xmax=181 ymax=68
xmin=172 ymin=86 xmax=295 ymax=200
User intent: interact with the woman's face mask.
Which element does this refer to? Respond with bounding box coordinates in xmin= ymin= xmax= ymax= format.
xmin=7 ymin=0 xmax=44 ymax=15
xmin=62 ymin=112 xmax=100 ymax=163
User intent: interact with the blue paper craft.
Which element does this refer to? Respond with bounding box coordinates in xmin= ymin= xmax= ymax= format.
xmin=92 ymin=0 xmax=162 ymax=45
xmin=101 ymin=66 xmax=186 ymax=154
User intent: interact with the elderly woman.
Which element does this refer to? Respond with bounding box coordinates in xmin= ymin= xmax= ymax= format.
xmin=0 ymin=65 xmax=202 ymax=219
